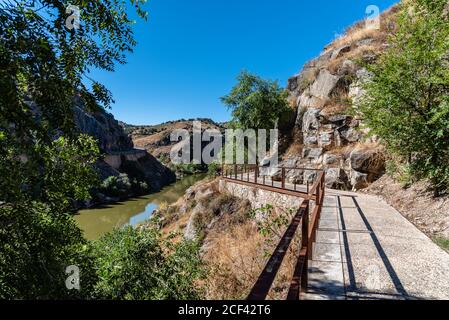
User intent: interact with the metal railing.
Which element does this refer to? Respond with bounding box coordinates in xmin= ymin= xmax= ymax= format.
xmin=220 ymin=165 xmax=326 ymax=299
xmin=221 ymin=164 xmax=323 ymax=199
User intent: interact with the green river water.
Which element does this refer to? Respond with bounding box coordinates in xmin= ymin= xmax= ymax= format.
xmin=75 ymin=174 xmax=206 ymax=240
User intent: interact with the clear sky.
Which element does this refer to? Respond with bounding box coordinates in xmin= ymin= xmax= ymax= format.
xmin=91 ymin=0 xmax=398 ymax=125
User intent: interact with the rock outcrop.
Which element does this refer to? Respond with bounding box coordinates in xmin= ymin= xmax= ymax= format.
xmin=74 ymin=103 xmax=176 ymax=195
xmin=280 ymin=7 xmax=398 ymax=190
xmin=74 ymin=104 xmax=133 ymax=153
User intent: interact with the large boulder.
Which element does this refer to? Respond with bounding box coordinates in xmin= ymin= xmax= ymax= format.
xmin=297 ymin=89 xmax=327 ymax=109
xmin=325 ymin=168 xmax=350 ymax=190
xmin=339 ymin=126 xmax=361 ymax=143
xmin=350 ymin=170 xmax=369 ymax=191
xmin=302 ymin=147 xmax=324 ymax=160
xmin=309 ymin=69 xmax=340 ymax=99
xmin=318 ymin=131 xmax=334 ymax=150
xmin=349 ymin=148 xmax=385 ymax=175
xmin=323 ymin=153 xmax=343 ymax=166
xmin=302 ymin=108 xmax=321 ymax=132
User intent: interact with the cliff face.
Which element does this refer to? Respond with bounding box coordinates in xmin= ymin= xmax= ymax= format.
xmin=128 ymin=119 xmax=224 ymax=162
xmin=73 ymin=104 xmax=176 ymax=194
xmin=73 ymin=105 xmax=133 ymax=153
xmin=280 ymin=6 xmax=398 ymax=191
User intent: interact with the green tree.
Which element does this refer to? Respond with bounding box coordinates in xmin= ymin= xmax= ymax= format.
xmin=0 ymin=1 xmax=147 ymax=298
xmin=0 ymin=136 xmax=100 ymax=299
xmin=359 ymin=0 xmax=449 ymax=195
xmin=221 ymin=71 xmax=291 ymax=131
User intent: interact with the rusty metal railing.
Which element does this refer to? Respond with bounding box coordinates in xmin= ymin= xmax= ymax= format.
xmin=221 ymin=164 xmax=323 ymax=200
xmin=220 ymin=165 xmax=325 ymax=300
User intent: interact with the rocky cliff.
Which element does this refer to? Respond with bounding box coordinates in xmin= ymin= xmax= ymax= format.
xmin=278 ymin=6 xmax=398 ymax=191
xmin=127 ymin=119 xmax=224 ymax=161
xmin=74 ymin=105 xmax=133 ymax=153
xmin=73 ymin=104 xmax=176 ymax=195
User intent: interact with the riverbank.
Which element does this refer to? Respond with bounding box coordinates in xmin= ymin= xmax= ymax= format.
xmin=76 ymin=174 xmax=207 ymax=240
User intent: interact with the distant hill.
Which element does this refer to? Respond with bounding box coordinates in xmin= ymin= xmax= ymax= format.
xmin=122 ymin=119 xmax=225 ymax=161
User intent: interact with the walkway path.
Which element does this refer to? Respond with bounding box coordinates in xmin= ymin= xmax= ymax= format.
xmin=223 ymin=172 xmax=449 ymax=300
xmin=305 ymin=190 xmax=449 ymax=300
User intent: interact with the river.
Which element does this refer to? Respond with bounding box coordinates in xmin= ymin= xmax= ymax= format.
xmin=75 ymin=174 xmax=207 ymax=240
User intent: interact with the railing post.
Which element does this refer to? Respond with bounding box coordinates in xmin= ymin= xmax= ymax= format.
xmin=255 ymin=166 xmax=259 ymax=184
xmin=302 ymin=201 xmax=310 ymax=293
xmin=281 ymin=168 xmax=286 ymax=189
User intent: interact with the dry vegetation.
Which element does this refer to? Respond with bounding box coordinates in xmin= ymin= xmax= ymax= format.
xmin=156 ymin=179 xmax=302 ymax=300
xmin=323 ymin=5 xmax=399 ymax=75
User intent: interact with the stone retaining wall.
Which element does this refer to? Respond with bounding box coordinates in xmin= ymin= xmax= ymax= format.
xmin=219 ymin=179 xmax=302 ymax=210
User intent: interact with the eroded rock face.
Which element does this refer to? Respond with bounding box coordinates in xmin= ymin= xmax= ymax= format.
xmin=325 ymin=168 xmax=350 ymax=190
xmin=280 ymin=27 xmax=388 ymax=191
xmin=349 ymin=148 xmax=385 ymax=175
xmin=74 ymin=103 xmax=176 ymax=195
xmin=73 ymin=105 xmax=133 ymax=152
xmin=309 ymin=69 xmax=340 ymax=99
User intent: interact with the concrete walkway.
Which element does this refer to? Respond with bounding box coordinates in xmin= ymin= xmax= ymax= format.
xmin=305 ymin=191 xmax=449 ymax=300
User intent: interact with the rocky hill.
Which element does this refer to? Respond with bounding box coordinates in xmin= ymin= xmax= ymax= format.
xmin=123 ymin=119 xmax=224 ymax=162
xmin=278 ymin=5 xmax=398 ymax=191
xmin=73 ymin=103 xmax=175 ymax=198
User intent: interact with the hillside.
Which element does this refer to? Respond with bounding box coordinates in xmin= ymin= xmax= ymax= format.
xmin=277 ymin=5 xmax=399 ymax=191
xmin=122 ymin=119 xmax=224 ymax=161
xmin=74 ymin=103 xmax=175 ymax=204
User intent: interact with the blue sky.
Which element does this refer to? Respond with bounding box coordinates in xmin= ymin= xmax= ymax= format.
xmin=91 ymin=0 xmax=398 ymax=125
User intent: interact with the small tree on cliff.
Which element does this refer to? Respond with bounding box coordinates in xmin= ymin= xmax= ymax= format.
xmin=359 ymin=0 xmax=449 ymax=195
xmin=221 ymin=71 xmax=291 ymax=131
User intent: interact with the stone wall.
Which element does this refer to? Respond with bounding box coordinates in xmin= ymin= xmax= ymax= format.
xmin=219 ymin=179 xmax=301 ymax=210
xmin=104 ymin=149 xmax=148 ymax=170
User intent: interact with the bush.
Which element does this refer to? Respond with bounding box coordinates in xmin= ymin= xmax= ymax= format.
xmin=0 ymin=203 xmax=98 ymax=299
xmin=100 ymin=174 xmax=132 ymax=198
xmin=91 ymin=226 xmax=205 ymax=300
xmin=207 ymin=162 xmax=221 ymax=177
xmin=359 ymin=0 xmax=449 ymax=195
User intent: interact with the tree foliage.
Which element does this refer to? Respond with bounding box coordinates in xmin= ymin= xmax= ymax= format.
xmin=0 ymin=137 xmax=100 ymax=299
xmin=0 ymin=1 xmax=148 ymax=298
xmin=359 ymin=0 xmax=449 ymax=194
xmin=221 ymin=71 xmax=292 ymax=131
xmin=91 ymin=226 xmax=205 ymax=300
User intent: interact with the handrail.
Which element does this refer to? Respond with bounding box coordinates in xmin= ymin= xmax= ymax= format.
xmin=221 ymin=164 xmax=324 ymax=200
xmin=221 ymin=164 xmax=326 ymax=300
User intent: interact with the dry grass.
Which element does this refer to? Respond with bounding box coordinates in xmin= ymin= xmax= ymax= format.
xmin=283 ymin=141 xmax=304 ymax=159
xmin=322 ymin=5 xmax=399 ymax=77
xmin=202 ymin=208 xmax=301 ymax=300
xmin=320 ymin=102 xmax=349 ymax=117
xmin=158 ymin=177 xmax=302 ymax=300
xmin=325 ymin=5 xmax=398 ymax=53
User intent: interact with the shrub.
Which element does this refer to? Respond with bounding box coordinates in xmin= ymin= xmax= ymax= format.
xmin=91 ymin=226 xmax=205 ymax=300
xmin=0 ymin=202 xmax=98 ymax=299
xmin=359 ymin=0 xmax=449 ymax=195
xmin=100 ymin=174 xmax=132 ymax=198
xmin=207 ymin=162 xmax=221 ymax=177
